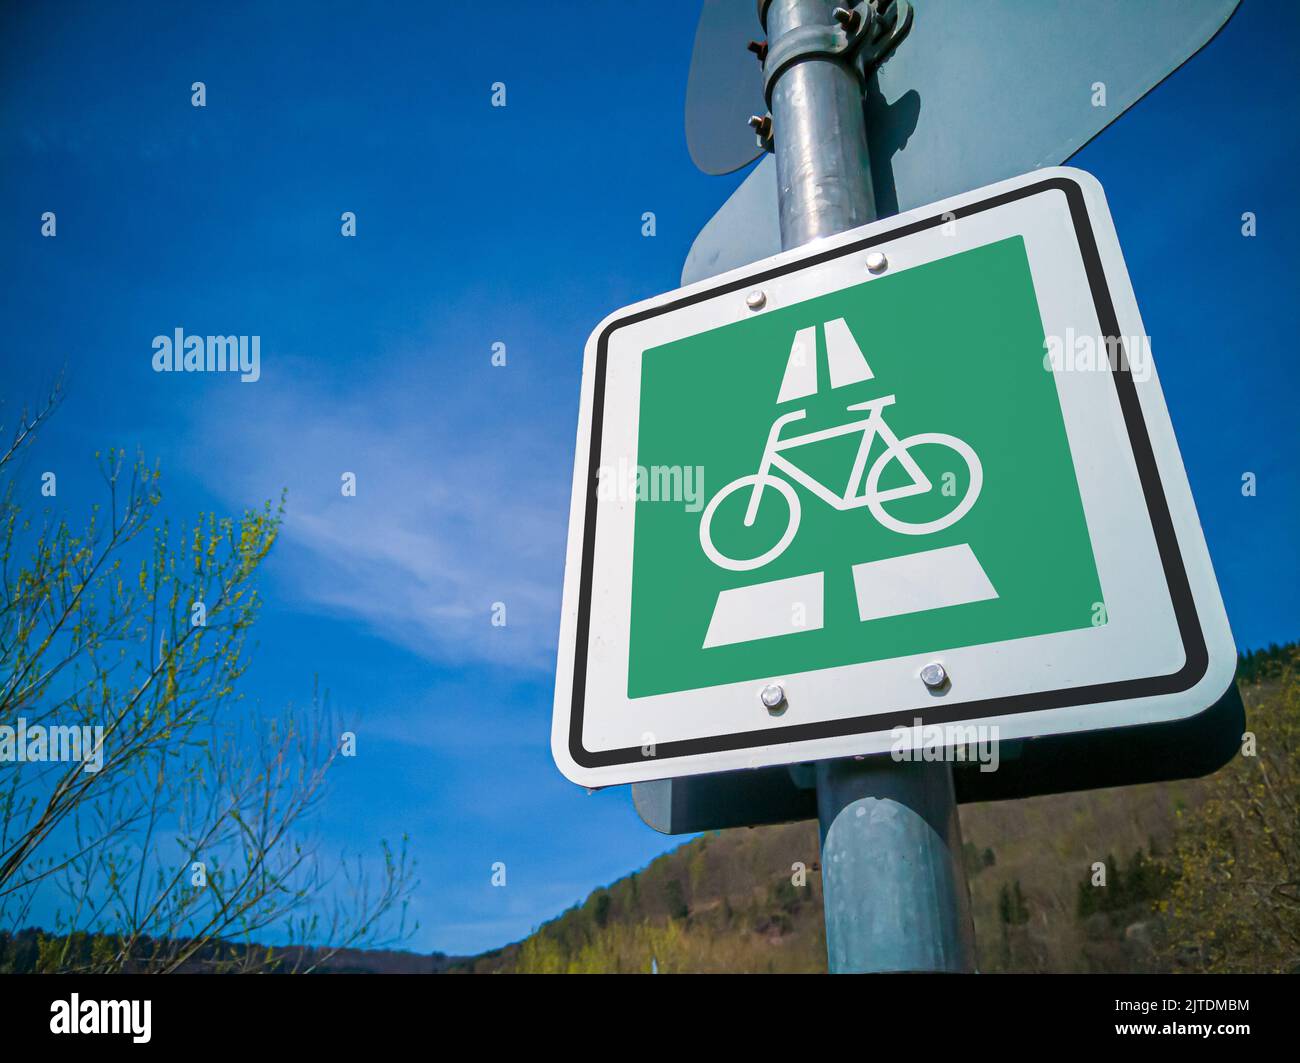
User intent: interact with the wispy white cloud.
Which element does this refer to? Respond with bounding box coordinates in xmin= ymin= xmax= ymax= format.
xmin=185 ymin=353 xmax=569 ymax=673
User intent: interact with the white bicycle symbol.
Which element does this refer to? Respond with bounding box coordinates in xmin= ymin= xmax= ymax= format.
xmin=699 ymin=394 xmax=983 ymax=572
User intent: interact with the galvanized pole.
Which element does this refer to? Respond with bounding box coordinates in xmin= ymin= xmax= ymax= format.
xmin=764 ymin=0 xmax=877 ymax=245
xmin=759 ymin=0 xmax=977 ymax=973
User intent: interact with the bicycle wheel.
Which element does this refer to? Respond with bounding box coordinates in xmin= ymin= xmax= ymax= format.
xmin=699 ymin=474 xmax=801 ymax=571
xmin=864 ymin=433 xmax=983 ymax=535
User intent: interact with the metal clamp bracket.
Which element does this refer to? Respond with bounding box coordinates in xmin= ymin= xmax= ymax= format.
xmin=854 ymin=0 xmax=914 ymax=77
xmin=748 ymin=0 xmax=913 ymax=153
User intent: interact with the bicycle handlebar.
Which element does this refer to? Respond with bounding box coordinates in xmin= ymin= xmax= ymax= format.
xmin=845 ymin=394 xmax=897 ymax=413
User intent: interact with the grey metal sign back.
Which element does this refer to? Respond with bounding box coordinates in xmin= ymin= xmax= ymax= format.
xmin=684 ymin=0 xmax=1241 ymax=281
xmin=686 ymin=0 xmax=767 ymax=175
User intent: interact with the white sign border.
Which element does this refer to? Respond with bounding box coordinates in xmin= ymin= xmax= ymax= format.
xmin=552 ymin=167 xmax=1235 ymax=789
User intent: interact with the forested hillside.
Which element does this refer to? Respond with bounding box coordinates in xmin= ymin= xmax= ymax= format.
xmin=455 ymin=643 xmax=1298 ymax=974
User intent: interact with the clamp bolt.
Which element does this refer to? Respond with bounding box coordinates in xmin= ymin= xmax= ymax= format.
xmin=833 ymin=6 xmax=862 ymax=32
xmin=747 ymin=39 xmax=768 ymax=61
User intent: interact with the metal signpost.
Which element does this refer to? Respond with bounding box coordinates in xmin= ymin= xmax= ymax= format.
xmin=552 ymin=0 xmax=1241 ymax=973
xmin=762 ymin=0 xmax=970 ymax=974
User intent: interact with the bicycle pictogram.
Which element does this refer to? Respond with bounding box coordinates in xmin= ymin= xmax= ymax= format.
xmin=698 ymin=323 xmax=983 ymax=573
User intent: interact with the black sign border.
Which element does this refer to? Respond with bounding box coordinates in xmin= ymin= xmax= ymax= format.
xmin=569 ymin=176 xmax=1209 ymax=769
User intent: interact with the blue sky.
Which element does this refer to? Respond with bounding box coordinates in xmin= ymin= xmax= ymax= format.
xmin=1 ymin=1 xmax=1296 ymax=955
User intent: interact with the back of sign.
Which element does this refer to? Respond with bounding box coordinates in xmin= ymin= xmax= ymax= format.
xmin=684 ymin=0 xmax=1241 ymax=274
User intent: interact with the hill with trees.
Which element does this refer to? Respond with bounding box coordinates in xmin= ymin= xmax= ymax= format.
xmin=453 ymin=642 xmax=1299 ymax=974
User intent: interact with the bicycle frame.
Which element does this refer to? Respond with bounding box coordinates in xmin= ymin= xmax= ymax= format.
xmin=742 ymin=396 xmax=931 ymax=526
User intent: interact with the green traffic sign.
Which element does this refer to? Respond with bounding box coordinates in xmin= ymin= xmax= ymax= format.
xmin=553 ymin=168 xmax=1235 ymax=789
